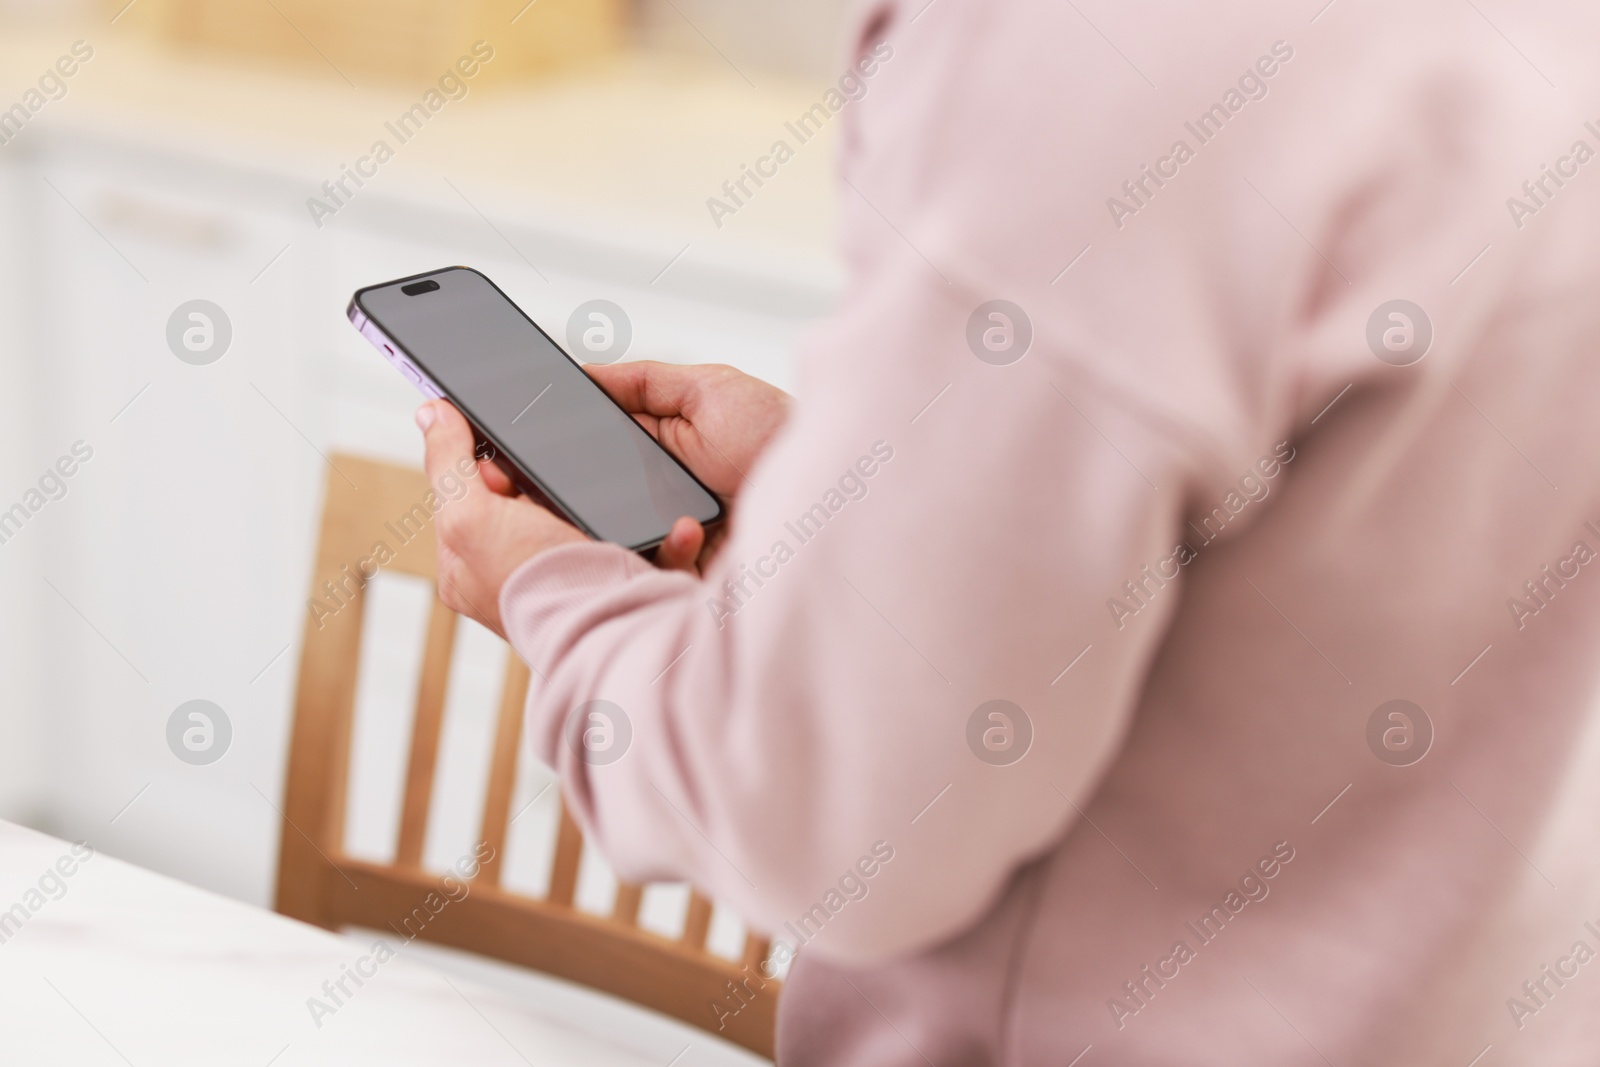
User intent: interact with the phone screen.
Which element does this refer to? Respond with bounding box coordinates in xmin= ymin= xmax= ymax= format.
xmin=355 ymin=268 xmax=721 ymax=550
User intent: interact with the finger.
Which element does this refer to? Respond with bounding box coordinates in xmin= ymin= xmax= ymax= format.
xmin=416 ymin=402 xmax=489 ymax=504
xmin=478 ymin=457 xmax=516 ymax=496
xmin=696 ymin=522 xmax=728 ymax=571
xmin=585 ymin=361 xmax=705 ymax=418
xmin=654 ymin=516 xmax=705 ymax=573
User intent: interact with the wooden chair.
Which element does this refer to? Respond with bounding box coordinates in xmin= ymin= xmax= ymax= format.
xmin=274 ymin=453 xmax=778 ymax=1055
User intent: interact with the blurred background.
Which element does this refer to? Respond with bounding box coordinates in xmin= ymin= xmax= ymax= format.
xmin=0 ymin=0 xmax=849 ymax=951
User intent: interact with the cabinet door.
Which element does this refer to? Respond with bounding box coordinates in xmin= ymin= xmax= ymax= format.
xmin=28 ymin=136 xmax=314 ymax=902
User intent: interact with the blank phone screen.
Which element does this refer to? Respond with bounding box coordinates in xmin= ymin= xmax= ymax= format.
xmin=358 ymin=268 xmax=720 ymax=549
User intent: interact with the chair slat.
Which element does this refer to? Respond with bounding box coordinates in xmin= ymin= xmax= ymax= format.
xmin=682 ymin=891 xmax=713 ymax=950
xmin=475 ymin=656 xmax=532 ymax=887
xmin=613 ymin=882 xmax=643 ymax=925
xmin=395 ymin=597 xmax=457 ymax=868
xmin=548 ymin=805 xmax=583 ymax=907
xmin=741 ymin=934 xmax=770 ymax=974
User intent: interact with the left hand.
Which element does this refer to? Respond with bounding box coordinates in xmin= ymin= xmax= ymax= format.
xmin=416 ymin=400 xmax=587 ymax=638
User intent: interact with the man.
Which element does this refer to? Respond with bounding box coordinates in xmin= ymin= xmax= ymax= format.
xmin=417 ymin=0 xmax=1600 ymax=1061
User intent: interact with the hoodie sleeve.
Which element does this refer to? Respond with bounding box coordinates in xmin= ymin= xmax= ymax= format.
xmin=498 ymin=0 xmax=1296 ymax=964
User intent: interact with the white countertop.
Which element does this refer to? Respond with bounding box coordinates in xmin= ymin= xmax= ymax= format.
xmin=0 ymin=821 xmax=765 ymax=1065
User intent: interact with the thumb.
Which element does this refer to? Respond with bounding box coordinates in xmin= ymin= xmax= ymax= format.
xmin=416 ymin=401 xmax=488 ymax=503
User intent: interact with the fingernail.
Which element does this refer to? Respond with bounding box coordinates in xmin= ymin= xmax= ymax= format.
xmin=415 ymin=404 xmax=436 ymax=431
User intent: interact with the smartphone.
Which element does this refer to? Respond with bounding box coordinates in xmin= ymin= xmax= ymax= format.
xmin=348 ymin=266 xmax=722 ymax=553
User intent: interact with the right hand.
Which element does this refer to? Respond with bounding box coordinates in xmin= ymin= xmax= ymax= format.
xmin=584 ymin=361 xmax=790 ymax=572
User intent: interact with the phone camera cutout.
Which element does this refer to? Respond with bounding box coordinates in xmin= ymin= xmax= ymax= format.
xmin=402 ymin=279 xmax=441 ymax=296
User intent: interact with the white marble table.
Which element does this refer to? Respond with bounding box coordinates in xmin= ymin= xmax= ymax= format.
xmin=0 ymin=821 xmax=765 ymax=1066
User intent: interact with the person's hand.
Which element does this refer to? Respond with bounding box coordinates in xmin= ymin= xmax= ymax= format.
xmin=585 ymin=361 xmax=790 ymax=572
xmin=416 ymin=400 xmax=587 ymax=639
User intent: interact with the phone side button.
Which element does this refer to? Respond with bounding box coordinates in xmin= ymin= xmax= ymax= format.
xmin=401 ymin=361 xmax=445 ymax=399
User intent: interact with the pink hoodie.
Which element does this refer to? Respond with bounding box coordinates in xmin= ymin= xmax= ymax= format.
xmin=501 ymin=0 xmax=1600 ymax=1061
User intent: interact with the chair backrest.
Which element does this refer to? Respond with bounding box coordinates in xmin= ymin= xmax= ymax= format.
xmin=274 ymin=453 xmax=777 ymax=1055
